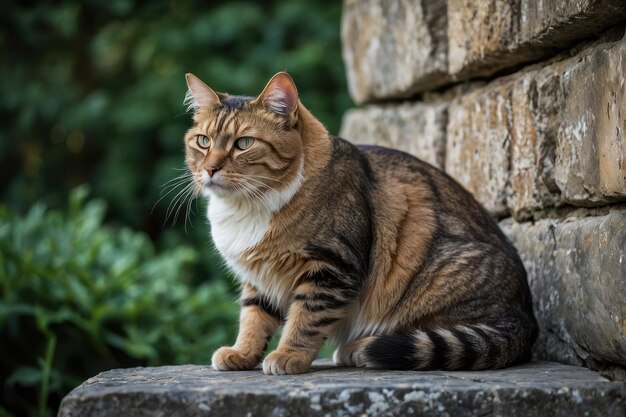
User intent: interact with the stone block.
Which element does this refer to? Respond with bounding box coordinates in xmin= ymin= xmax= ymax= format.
xmin=341 ymin=0 xmax=449 ymax=103
xmin=507 ymin=66 xmax=562 ymax=220
xmin=554 ymin=31 xmax=626 ymax=205
xmin=502 ymin=211 xmax=626 ymax=369
xmin=444 ymin=65 xmax=564 ymax=220
xmin=445 ymin=80 xmax=513 ymax=217
xmin=59 ymin=361 xmax=626 ymax=417
xmin=445 ymin=30 xmax=626 ymax=218
xmin=444 ymin=73 xmax=547 ymax=219
xmin=448 ymin=0 xmax=626 ymax=80
xmin=340 ymin=102 xmax=448 ymax=169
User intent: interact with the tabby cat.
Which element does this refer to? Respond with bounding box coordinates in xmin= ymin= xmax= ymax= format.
xmin=182 ymin=71 xmax=537 ymax=375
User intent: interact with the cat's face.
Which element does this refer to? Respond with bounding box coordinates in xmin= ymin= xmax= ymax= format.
xmin=183 ymin=73 xmax=304 ymax=206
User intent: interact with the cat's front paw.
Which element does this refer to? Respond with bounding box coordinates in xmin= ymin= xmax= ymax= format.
xmin=211 ymin=347 xmax=259 ymax=371
xmin=262 ymin=350 xmax=312 ymax=375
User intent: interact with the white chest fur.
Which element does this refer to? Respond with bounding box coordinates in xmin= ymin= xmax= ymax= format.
xmin=208 ymin=197 xmax=271 ymax=267
xmin=206 ymin=167 xmax=304 ymax=285
xmin=208 ymin=188 xmax=302 ymax=309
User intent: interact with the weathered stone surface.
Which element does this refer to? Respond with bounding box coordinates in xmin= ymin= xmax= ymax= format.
xmin=341 ymin=0 xmax=626 ymax=101
xmin=340 ymin=102 xmax=447 ymax=169
xmin=445 ymin=79 xmax=512 ymax=216
xmin=341 ymin=0 xmax=448 ymax=103
xmin=554 ymin=31 xmax=626 ymax=205
xmin=448 ymin=0 xmax=626 ymax=80
xmin=506 ymin=30 xmax=626 ymax=212
xmin=58 ymin=361 xmax=625 ymax=417
xmin=445 ymin=67 xmax=563 ymax=219
xmin=501 ymin=211 xmax=626 ymax=370
xmin=445 ymin=30 xmax=626 ymax=218
xmin=507 ymin=66 xmax=562 ymax=219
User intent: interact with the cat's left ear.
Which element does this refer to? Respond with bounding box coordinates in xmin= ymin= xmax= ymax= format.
xmin=258 ymin=72 xmax=298 ymax=126
xmin=184 ymin=73 xmax=221 ymax=111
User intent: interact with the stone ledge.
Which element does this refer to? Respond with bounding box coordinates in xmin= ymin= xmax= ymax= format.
xmin=58 ymin=361 xmax=625 ymax=417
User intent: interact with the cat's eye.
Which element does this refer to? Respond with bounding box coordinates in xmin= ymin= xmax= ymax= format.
xmin=235 ymin=137 xmax=255 ymax=150
xmin=196 ymin=135 xmax=211 ymax=149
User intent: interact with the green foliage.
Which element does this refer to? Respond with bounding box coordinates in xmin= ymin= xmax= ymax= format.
xmin=0 ymin=0 xmax=349 ymax=238
xmin=0 ymin=1 xmax=348 ymax=415
xmin=0 ymin=188 xmax=239 ymax=416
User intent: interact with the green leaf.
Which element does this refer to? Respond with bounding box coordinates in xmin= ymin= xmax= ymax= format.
xmin=6 ymin=367 xmax=42 ymax=387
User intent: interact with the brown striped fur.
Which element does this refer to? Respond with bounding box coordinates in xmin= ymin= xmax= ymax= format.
xmin=182 ymin=72 xmax=537 ymax=375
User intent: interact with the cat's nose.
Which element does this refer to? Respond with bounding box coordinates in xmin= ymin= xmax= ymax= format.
xmin=205 ymin=165 xmax=221 ymax=177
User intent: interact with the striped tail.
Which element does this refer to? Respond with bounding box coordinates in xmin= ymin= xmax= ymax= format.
xmin=351 ymin=319 xmax=535 ymax=371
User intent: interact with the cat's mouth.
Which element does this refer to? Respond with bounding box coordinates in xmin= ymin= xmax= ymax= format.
xmin=201 ymin=172 xmax=236 ymax=197
xmin=205 ymin=181 xmax=224 ymax=189
xmin=202 ymin=170 xmax=224 ymax=186
xmin=204 ymin=178 xmax=227 ymax=190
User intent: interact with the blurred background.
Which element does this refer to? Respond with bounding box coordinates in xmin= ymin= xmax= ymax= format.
xmin=0 ymin=1 xmax=350 ymax=416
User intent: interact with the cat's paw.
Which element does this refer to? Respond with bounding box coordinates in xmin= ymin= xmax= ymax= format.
xmin=262 ymin=350 xmax=312 ymax=375
xmin=211 ymin=347 xmax=259 ymax=371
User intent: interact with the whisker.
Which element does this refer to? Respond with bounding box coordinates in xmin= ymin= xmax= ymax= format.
xmin=237 ymin=181 xmax=289 ymax=231
xmin=160 ymin=173 xmax=193 ymax=188
xmin=227 ymin=172 xmax=291 ymax=186
xmin=242 ymin=176 xmax=282 ymax=196
xmin=224 ymin=174 xmax=283 ymax=197
xmin=233 ymin=183 xmax=259 ymax=215
xmin=152 ymin=177 xmax=194 ymax=214
xmin=242 ymin=184 xmax=265 ymax=216
xmin=174 ymin=186 xmax=194 ymax=228
xmin=254 ymin=186 xmax=289 ymax=230
xmin=184 ymin=187 xmax=200 ymax=233
xmin=237 ymin=182 xmax=266 ymax=211
xmin=246 ymin=174 xmax=293 ymax=185
xmin=173 ymin=185 xmax=198 ymax=228
xmin=164 ymin=182 xmax=196 ymax=226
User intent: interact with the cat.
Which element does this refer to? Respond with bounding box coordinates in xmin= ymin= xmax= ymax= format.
xmin=182 ymin=71 xmax=537 ymax=375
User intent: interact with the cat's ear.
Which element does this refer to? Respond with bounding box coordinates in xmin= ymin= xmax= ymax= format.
xmin=184 ymin=73 xmax=221 ymax=111
xmin=258 ymin=72 xmax=298 ymax=125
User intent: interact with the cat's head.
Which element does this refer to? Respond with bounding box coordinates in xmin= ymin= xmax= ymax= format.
xmin=183 ymin=72 xmax=304 ymax=209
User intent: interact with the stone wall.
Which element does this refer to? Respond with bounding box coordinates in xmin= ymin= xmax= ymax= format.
xmin=340 ymin=0 xmax=626 ymax=379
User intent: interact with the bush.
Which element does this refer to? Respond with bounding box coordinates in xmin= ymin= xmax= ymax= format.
xmin=0 ymin=188 xmax=239 ymax=417
xmin=0 ymin=2 xmax=348 ymax=415
xmin=0 ymin=0 xmax=349 ymax=266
